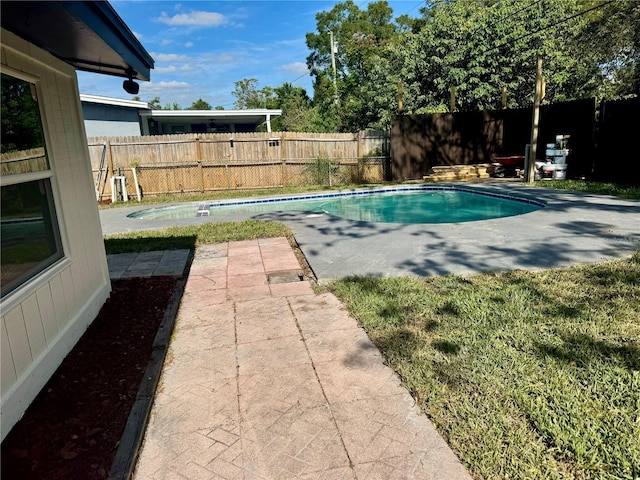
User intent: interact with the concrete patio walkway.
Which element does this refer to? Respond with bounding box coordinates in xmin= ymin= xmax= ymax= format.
xmin=131 ymin=237 xmax=471 ymax=479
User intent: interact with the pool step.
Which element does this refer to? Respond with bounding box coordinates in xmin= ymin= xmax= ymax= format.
xmin=423 ymin=163 xmax=498 ymax=182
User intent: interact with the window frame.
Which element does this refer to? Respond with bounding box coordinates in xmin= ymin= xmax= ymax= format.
xmin=1 ymin=68 xmax=68 ymax=301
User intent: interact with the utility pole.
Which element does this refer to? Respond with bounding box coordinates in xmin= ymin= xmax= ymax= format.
xmin=449 ymin=86 xmax=456 ymax=113
xmin=329 ymin=30 xmax=339 ymax=106
xmin=526 ymin=56 xmax=543 ymax=183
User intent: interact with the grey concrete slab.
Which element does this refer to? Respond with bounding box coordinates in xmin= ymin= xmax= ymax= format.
xmin=100 ymin=183 xmax=640 ymax=281
xmin=107 ymin=249 xmax=191 ymax=279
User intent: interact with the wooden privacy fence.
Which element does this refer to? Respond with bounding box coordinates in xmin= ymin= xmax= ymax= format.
xmin=87 ymin=131 xmax=390 ymax=200
xmin=1 ymin=147 xmax=47 ymax=176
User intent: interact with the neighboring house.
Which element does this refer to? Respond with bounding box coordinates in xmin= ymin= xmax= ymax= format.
xmin=1 ymin=1 xmax=154 ymax=440
xmin=140 ymin=108 xmax=283 ymax=135
xmin=80 ymin=94 xmax=282 ymax=136
xmin=80 ymin=94 xmax=150 ymax=137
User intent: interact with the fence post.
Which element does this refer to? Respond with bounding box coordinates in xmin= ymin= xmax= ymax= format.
xmin=357 ymin=131 xmax=364 ymax=183
xmin=526 ymin=56 xmax=543 ymax=183
xmin=280 ymin=133 xmax=287 ymax=186
xmin=195 ymin=137 xmax=204 ymax=192
xmin=104 ymin=139 xmax=114 ymax=201
xmin=131 ymin=167 xmax=142 ymax=201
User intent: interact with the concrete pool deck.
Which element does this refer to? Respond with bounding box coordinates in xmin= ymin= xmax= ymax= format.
xmin=100 ymin=182 xmax=640 ymax=281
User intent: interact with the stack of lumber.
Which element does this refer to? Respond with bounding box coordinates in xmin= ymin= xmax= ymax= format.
xmin=423 ymin=163 xmax=498 ymax=182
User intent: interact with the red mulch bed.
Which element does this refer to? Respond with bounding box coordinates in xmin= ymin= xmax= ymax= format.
xmin=1 ymin=277 xmax=178 ymax=480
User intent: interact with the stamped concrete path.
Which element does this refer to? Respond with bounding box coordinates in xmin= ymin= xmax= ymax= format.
xmin=132 ymin=237 xmax=471 ymax=479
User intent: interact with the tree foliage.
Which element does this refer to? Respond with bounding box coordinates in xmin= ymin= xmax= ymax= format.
xmin=1 ymin=75 xmax=44 ymax=153
xmin=306 ymin=0 xmax=400 ymax=131
xmin=301 ymin=0 xmax=638 ymax=132
xmin=187 ymin=98 xmax=212 ymax=110
xmin=154 ymin=0 xmax=638 ymax=133
xmin=232 ymin=78 xmax=266 ymax=109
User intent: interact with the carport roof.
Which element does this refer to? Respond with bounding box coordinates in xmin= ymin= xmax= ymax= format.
xmin=1 ymin=1 xmax=154 ymax=81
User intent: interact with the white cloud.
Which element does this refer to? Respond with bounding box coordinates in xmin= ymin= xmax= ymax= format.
xmin=276 ymin=38 xmax=305 ymax=48
xmin=132 ymin=31 xmax=143 ymax=40
xmin=139 ymin=80 xmax=191 ymax=96
xmin=209 ymin=54 xmax=237 ymax=64
xmin=185 ymin=41 xmax=194 ymax=48
xmin=157 ymin=10 xmax=227 ymax=27
xmin=161 ymin=39 xmax=173 ymax=46
xmin=155 ymin=65 xmax=177 ymax=73
xmin=277 ymin=62 xmax=309 ymax=76
xmin=154 ymin=53 xmax=191 ymax=62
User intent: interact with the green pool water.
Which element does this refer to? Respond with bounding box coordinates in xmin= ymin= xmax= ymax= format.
xmin=128 ymin=188 xmax=543 ymax=224
xmin=319 ymin=190 xmax=540 ymax=223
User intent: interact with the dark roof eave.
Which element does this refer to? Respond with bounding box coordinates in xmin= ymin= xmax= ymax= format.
xmin=0 ymin=1 xmax=154 ymax=81
xmin=64 ymin=1 xmax=154 ymax=80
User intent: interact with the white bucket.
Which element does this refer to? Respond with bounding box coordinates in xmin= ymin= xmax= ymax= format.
xmin=553 ymin=164 xmax=567 ymax=180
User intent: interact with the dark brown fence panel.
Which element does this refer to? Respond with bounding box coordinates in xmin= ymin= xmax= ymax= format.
xmin=391 ymin=111 xmax=502 ymax=180
xmin=391 ymin=99 xmax=597 ymax=181
xmin=391 ymin=115 xmax=433 ymax=181
xmin=594 ymin=97 xmax=640 ymax=184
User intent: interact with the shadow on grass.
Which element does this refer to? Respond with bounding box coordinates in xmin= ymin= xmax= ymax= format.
xmin=104 ymin=235 xmax=197 ymax=254
xmin=433 ymin=340 xmax=461 ymax=355
xmin=536 ymin=333 xmax=640 ymax=371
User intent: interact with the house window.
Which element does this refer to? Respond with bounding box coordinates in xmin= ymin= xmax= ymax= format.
xmin=268 ymin=139 xmax=280 ymax=147
xmin=1 ymin=73 xmax=63 ymax=298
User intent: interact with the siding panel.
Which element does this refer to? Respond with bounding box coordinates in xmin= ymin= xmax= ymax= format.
xmin=20 ymin=296 xmax=47 ymax=361
xmin=60 ymin=268 xmax=78 ymax=317
xmin=49 ymin=275 xmax=69 ymax=332
xmin=4 ymin=306 xmax=32 ymax=377
xmin=35 ymin=284 xmax=58 ymax=345
xmin=1 ymin=321 xmax=17 ymax=393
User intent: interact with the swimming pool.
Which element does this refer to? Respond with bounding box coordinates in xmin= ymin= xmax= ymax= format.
xmin=128 ymin=186 xmax=544 ymax=224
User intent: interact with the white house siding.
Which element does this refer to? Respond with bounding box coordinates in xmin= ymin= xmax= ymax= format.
xmin=1 ymin=29 xmax=111 ymax=440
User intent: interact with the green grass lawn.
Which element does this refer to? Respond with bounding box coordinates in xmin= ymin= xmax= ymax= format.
xmin=103 ymin=220 xmax=291 ymax=254
xmin=330 ymin=252 xmax=640 ymax=480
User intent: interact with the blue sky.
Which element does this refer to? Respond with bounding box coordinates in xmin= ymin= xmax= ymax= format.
xmin=77 ymin=0 xmax=421 ymax=109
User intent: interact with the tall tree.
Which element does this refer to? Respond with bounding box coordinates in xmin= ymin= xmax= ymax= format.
xmin=303 ymin=0 xmax=638 ymax=131
xmin=162 ymin=101 xmax=181 ymax=110
xmin=574 ymin=0 xmax=640 ymax=98
xmin=232 ymin=78 xmax=265 ymax=109
xmin=393 ymin=0 xmax=600 ymax=114
xmin=187 ymin=98 xmax=212 ymax=110
xmin=270 ymin=83 xmax=313 ymax=131
xmin=306 ymin=0 xmax=400 ymax=131
xmin=148 ymin=96 xmax=162 ymax=109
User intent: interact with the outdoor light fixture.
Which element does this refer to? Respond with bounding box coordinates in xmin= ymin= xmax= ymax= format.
xmin=122 ymin=67 xmax=139 ymax=95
